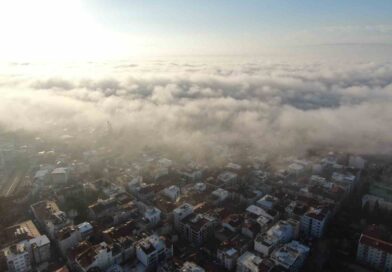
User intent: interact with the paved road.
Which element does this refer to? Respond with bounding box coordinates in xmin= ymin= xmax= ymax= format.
xmin=0 ymin=169 xmax=27 ymax=197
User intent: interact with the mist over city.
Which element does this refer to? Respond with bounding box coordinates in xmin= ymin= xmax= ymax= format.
xmin=1 ymin=1 xmax=392 ymax=272
xmin=2 ymin=59 xmax=392 ymax=161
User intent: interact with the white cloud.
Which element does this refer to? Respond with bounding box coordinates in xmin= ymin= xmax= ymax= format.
xmin=1 ymin=59 xmax=392 ymax=161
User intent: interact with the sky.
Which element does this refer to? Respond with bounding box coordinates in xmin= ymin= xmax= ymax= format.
xmin=1 ymin=0 xmax=392 ymax=61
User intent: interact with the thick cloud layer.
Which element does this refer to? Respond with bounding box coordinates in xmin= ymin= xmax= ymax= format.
xmin=1 ymin=59 xmax=392 ymax=160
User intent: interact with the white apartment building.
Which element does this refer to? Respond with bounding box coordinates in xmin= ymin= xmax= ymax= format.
xmin=178 ymin=213 xmax=217 ymax=245
xmin=144 ymin=207 xmax=161 ymax=226
xmin=218 ymin=171 xmax=238 ymax=184
xmin=362 ymin=194 xmax=392 ymax=211
xmin=163 ymin=185 xmax=180 ymax=202
xmin=194 ymin=182 xmax=206 ymax=192
xmin=246 ymin=205 xmax=279 ymax=222
xmin=136 ymin=235 xmax=172 ymax=268
xmin=217 ymin=247 xmax=239 ymax=271
xmin=173 ymin=203 xmax=194 ymax=230
xmin=56 ymin=225 xmax=82 ymax=256
xmin=31 ymin=201 xmax=71 ymax=239
xmin=287 ymin=163 xmax=305 ymax=176
xmin=51 ymin=167 xmax=69 ymax=184
xmin=300 ymin=206 xmax=330 ymax=238
xmin=211 ymin=188 xmax=230 ymax=203
xmin=29 ymin=235 xmax=51 ymax=265
xmin=357 ymin=226 xmax=392 ymax=271
xmin=331 ymin=171 xmax=356 ymax=192
xmin=2 ymin=235 xmax=50 ymax=272
xmin=236 ymin=251 xmax=264 ymax=272
xmin=254 ymin=220 xmax=297 ymax=256
xmin=77 ymin=222 xmax=93 ymax=239
xmin=349 ymin=155 xmax=366 ymax=169
xmin=270 ymin=241 xmax=310 ymax=272
xmin=256 ymin=195 xmax=279 ymax=211
xmin=181 ymin=261 xmax=205 ymax=272
xmin=3 ymin=242 xmax=31 ymax=272
xmin=75 ymin=242 xmax=114 ymax=272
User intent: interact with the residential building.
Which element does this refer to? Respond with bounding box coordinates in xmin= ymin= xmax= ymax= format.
xmin=236 ymin=251 xmax=273 ymax=272
xmin=348 ymin=155 xmax=366 ymax=169
xmin=2 ymin=220 xmax=41 ymax=246
xmin=3 ymin=242 xmax=31 ymax=272
xmin=178 ymin=213 xmax=217 ymax=245
xmin=180 ymin=261 xmax=205 ymax=272
xmin=362 ymin=194 xmax=392 ymax=211
xmin=331 ymin=171 xmax=356 ymax=192
xmin=270 ymin=241 xmax=310 ymax=272
xmin=256 ymin=195 xmax=279 ymax=211
xmin=222 ymin=214 xmax=244 ymax=233
xmin=88 ymin=193 xmax=136 ymax=225
xmin=77 ymin=222 xmax=93 ymax=239
xmin=136 ymin=235 xmax=173 ymax=268
xmin=217 ymin=247 xmax=239 ymax=271
xmin=31 ymin=201 xmax=71 ymax=239
xmin=300 ymin=206 xmax=330 ymax=238
xmin=211 ymin=188 xmax=230 ymax=203
xmin=29 ymin=235 xmax=51 ymax=265
xmin=357 ymin=225 xmax=392 ymax=271
xmin=144 ymin=207 xmax=161 ymax=226
xmin=51 ymin=167 xmax=69 ymax=184
xmin=194 ymin=183 xmax=206 ymax=193
xmin=173 ymin=203 xmax=194 ymax=230
xmin=163 ymin=185 xmax=180 ymax=202
xmin=56 ymin=225 xmax=82 ymax=256
xmin=75 ymin=242 xmax=114 ymax=272
xmin=362 ymin=182 xmax=392 ymax=211
xmin=254 ymin=220 xmax=298 ymax=256
xmin=246 ymin=205 xmax=279 ymax=222
xmin=218 ymin=171 xmax=238 ymax=184
xmin=2 ymin=235 xmax=50 ymax=272
xmin=288 ymin=163 xmax=305 ymax=176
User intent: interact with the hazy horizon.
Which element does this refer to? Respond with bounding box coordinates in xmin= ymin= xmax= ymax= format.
xmin=1 ymin=1 xmax=392 ymax=162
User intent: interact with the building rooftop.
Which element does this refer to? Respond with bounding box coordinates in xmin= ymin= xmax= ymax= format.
xmin=3 ymin=242 xmax=29 ymax=256
xmin=288 ymin=163 xmax=304 ymax=172
xmin=271 ymin=241 xmax=310 ymax=269
xmin=137 ymin=234 xmax=165 ymax=255
xmin=218 ymin=171 xmax=238 ymax=183
xmin=246 ymin=205 xmax=265 ymax=217
xmin=52 ymin=167 xmax=68 ymax=175
xmin=237 ymin=251 xmax=264 ymax=271
xmin=211 ymin=188 xmax=229 ymax=200
xmin=29 ymin=235 xmax=50 ymax=248
xmin=255 ymin=232 xmax=279 ymax=247
xmin=222 ymin=214 xmax=243 ymax=229
xmin=226 ymin=162 xmax=242 ymax=171
xmin=359 ymin=225 xmax=392 ymax=254
xmin=31 ymin=200 xmax=68 ymax=225
xmin=304 ymin=206 xmax=330 ymax=221
xmin=77 ymin=242 xmax=111 ymax=269
xmin=3 ymin=220 xmax=41 ymax=245
xmin=182 ymin=213 xmax=215 ymax=231
xmin=181 ymin=261 xmax=205 ymax=272
xmin=77 ymin=222 xmax=93 ymax=234
xmin=56 ymin=226 xmax=78 ymax=241
xmin=34 ymin=169 xmax=49 ymax=179
xmin=145 ymin=207 xmax=161 ymax=218
xmin=369 ymin=182 xmax=392 ymax=202
xmin=257 ymin=194 xmax=279 ymax=208
xmin=174 ymin=203 xmax=194 ymax=214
